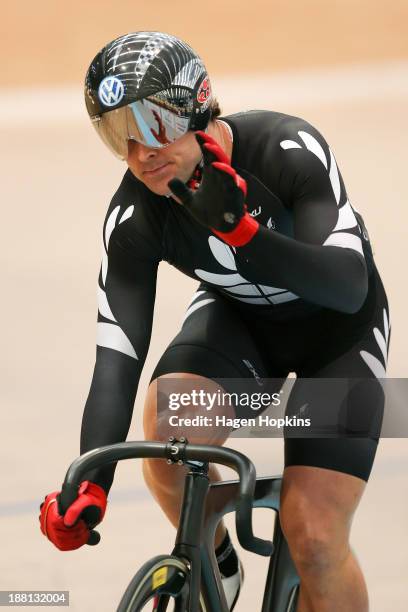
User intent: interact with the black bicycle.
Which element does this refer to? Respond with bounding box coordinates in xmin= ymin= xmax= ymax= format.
xmin=59 ymin=439 xmax=299 ymax=611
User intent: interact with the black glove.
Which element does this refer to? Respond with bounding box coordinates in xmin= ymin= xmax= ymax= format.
xmin=168 ymin=131 xmax=259 ymax=246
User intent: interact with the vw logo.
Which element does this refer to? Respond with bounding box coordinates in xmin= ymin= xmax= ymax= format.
xmin=98 ymin=76 xmax=125 ymax=107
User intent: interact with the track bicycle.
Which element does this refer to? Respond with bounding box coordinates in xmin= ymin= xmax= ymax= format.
xmin=59 ymin=438 xmax=299 ymax=611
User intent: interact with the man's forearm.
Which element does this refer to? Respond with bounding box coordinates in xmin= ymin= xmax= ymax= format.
xmin=236 ymin=225 xmax=368 ymax=314
xmin=80 ymin=350 xmax=140 ymax=494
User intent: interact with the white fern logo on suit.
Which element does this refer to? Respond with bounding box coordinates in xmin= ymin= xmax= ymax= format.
xmin=97 ymin=205 xmax=138 ymax=359
xmin=194 ymin=235 xmax=299 ymax=306
xmin=280 ymin=131 xmax=364 ymax=257
xmin=360 ymin=308 xmax=391 ymax=378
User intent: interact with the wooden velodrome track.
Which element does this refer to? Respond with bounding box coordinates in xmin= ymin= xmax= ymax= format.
xmin=1 ymin=2 xmax=408 ymax=610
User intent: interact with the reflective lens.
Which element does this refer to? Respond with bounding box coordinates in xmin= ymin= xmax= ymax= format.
xmin=91 ymin=98 xmax=190 ymax=159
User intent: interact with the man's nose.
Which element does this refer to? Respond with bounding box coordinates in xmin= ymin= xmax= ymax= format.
xmin=128 ymin=140 xmax=158 ymax=162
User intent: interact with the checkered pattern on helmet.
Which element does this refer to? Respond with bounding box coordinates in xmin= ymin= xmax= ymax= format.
xmin=134 ymin=33 xmax=173 ymax=84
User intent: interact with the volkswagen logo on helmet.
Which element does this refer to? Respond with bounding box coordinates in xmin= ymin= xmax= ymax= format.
xmin=98 ymin=76 xmax=125 ymax=107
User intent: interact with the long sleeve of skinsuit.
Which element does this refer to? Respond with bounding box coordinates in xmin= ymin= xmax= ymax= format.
xmin=224 ymin=112 xmax=374 ymax=314
xmin=79 ymin=179 xmax=166 ymax=495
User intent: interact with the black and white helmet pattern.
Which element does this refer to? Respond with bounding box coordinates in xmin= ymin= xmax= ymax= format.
xmin=85 ymin=31 xmax=212 ymax=131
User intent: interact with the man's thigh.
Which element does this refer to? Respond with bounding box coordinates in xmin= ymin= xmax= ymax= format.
xmin=283 ymin=321 xmax=387 ymax=482
xmin=151 ymin=285 xmax=275 ymax=383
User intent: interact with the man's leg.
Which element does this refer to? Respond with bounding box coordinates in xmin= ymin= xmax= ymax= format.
xmin=142 ymin=372 xmax=233 ymax=547
xmin=280 ymin=465 xmax=368 ymax=612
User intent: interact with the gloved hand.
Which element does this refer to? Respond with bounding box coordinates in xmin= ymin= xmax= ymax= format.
xmin=168 ymin=131 xmax=259 ymax=246
xmin=39 ymin=480 xmax=107 ymax=551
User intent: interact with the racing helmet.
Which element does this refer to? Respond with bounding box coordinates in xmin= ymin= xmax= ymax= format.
xmin=85 ymin=31 xmax=213 ymax=159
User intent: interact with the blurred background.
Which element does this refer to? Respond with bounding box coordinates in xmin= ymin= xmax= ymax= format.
xmin=3 ymin=0 xmax=408 ymax=85
xmin=1 ymin=1 xmax=408 ymax=610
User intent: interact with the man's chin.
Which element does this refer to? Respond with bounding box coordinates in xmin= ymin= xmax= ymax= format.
xmin=146 ymin=175 xmax=186 ymax=198
xmin=147 ymin=182 xmax=174 ymax=197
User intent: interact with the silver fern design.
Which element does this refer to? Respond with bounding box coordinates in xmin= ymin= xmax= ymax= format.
xmin=97 ymin=205 xmax=138 ymax=359
xmin=195 ymin=236 xmax=299 ymax=305
xmin=280 ymin=131 xmax=364 ymax=257
xmin=360 ymin=308 xmax=391 ymax=378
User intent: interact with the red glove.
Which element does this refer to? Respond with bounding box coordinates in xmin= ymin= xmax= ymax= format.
xmin=168 ymin=131 xmax=259 ymax=247
xmin=39 ymin=481 xmax=107 ymax=551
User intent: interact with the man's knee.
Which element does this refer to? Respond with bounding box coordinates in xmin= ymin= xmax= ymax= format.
xmin=279 ymin=466 xmax=365 ymax=576
xmin=280 ymin=483 xmax=349 ymax=575
xmin=143 ymin=373 xmax=223 ymax=492
xmin=143 ymin=373 xmax=234 ymax=444
xmin=144 ymin=373 xmax=206 ymax=439
xmin=280 ymin=505 xmax=350 ymax=576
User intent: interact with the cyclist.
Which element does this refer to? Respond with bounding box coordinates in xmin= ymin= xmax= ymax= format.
xmin=40 ymin=32 xmax=390 ymax=612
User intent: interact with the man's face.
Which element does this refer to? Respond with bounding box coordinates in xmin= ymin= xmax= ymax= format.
xmin=127 ymin=132 xmax=202 ymax=196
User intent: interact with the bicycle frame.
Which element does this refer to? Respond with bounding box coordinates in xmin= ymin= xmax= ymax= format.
xmin=171 ymin=466 xmax=299 ymax=612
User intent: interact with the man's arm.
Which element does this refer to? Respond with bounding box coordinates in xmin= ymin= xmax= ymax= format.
xmin=80 ymin=219 xmax=158 ymax=494
xmin=235 ymin=134 xmax=368 ymax=313
xmin=170 ymin=128 xmax=368 ymax=314
xmin=236 ymin=219 xmax=368 ymax=314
